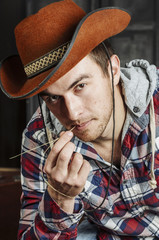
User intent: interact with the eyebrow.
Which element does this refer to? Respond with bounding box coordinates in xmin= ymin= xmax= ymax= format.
xmin=39 ymin=74 xmax=91 ymax=97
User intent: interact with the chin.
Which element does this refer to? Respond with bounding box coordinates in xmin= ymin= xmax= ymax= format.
xmin=75 ymin=131 xmax=97 ymax=143
xmin=75 ymin=123 xmax=106 ymax=143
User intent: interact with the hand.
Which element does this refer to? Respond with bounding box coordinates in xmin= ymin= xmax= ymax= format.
xmin=44 ymin=130 xmax=90 ymax=212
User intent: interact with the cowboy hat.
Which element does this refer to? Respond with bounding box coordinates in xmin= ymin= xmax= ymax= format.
xmin=0 ymin=0 xmax=131 ymax=99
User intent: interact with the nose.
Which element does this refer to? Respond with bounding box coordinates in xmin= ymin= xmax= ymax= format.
xmin=63 ymin=94 xmax=82 ymax=121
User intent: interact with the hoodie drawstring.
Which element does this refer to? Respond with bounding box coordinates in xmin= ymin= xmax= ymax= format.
xmin=149 ymin=98 xmax=157 ymax=189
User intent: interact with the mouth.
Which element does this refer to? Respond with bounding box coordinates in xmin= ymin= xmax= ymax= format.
xmin=73 ymin=120 xmax=91 ymax=131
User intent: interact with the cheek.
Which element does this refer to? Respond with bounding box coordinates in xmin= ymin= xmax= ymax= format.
xmin=46 ymin=104 xmax=62 ymax=120
xmin=90 ymin=87 xmax=110 ymax=107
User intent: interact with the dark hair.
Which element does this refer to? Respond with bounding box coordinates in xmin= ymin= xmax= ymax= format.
xmin=89 ymin=40 xmax=115 ymax=76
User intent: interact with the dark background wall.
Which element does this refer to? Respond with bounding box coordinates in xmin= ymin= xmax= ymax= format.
xmin=0 ymin=0 xmax=159 ymax=168
xmin=0 ymin=0 xmax=26 ymax=168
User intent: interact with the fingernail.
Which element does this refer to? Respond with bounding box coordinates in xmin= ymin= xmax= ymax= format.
xmin=67 ymin=131 xmax=73 ymax=137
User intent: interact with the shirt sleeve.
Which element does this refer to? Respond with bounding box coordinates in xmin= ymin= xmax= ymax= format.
xmin=18 ymin=119 xmax=84 ymax=240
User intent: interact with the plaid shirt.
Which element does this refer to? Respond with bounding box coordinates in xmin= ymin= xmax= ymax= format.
xmin=18 ymin=67 xmax=159 ymax=240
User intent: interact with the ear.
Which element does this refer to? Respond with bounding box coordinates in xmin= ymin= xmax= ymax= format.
xmin=109 ymin=54 xmax=120 ymax=86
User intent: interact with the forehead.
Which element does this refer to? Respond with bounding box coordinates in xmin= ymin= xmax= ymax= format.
xmin=41 ymin=54 xmax=102 ymax=94
xmin=56 ymin=54 xmax=96 ymax=81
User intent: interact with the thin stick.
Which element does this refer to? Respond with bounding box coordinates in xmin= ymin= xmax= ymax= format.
xmin=9 ymin=126 xmax=76 ymax=160
xmin=9 ymin=140 xmax=55 ymax=159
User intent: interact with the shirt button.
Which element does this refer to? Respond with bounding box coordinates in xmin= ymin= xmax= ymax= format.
xmin=140 ymin=212 xmax=144 ymax=217
xmin=133 ymin=106 xmax=140 ymax=113
xmin=123 ymin=179 xmax=127 ymax=184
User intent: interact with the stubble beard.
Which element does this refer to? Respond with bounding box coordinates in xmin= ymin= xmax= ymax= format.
xmin=74 ymin=107 xmax=113 ymax=143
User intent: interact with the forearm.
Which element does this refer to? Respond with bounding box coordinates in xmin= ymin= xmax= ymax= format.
xmin=18 ymin=189 xmax=84 ymax=240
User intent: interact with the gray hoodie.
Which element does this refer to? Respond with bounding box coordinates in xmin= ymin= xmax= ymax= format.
xmin=120 ymin=59 xmax=157 ymax=142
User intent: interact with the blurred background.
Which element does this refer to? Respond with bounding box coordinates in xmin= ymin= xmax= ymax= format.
xmin=0 ymin=0 xmax=159 ymax=239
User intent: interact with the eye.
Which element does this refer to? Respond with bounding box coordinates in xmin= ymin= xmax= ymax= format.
xmin=46 ymin=95 xmax=60 ymax=104
xmin=75 ymin=83 xmax=86 ymax=91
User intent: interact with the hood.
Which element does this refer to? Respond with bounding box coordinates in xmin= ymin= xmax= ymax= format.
xmin=120 ymin=59 xmax=157 ymax=118
xmin=121 ymin=59 xmax=158 ymax=189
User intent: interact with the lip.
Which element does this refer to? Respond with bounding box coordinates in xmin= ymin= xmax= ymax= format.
xmin=74 ymin=120 xmax=91 ymax=131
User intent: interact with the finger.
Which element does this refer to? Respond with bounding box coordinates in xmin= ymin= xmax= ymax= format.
xmin=59 ymin=131 xmax=65 ymax=137
xmin=53 ymin=130 xmax=73 ymax=155
xmin=45 ymin=131 xmax=73 ymax=171
xmin=68 ymin=152 xmax=84 ymax=177
xmin=55 ymin=141 xmax=76 ymax=171
xmin=59 ymin=126 xmax=75 ymax=137
xmin=78 ymin=160 xmax=91 ymax=184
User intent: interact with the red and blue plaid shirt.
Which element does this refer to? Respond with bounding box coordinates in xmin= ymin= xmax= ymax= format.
xmin=18 ymin=67 xmax=159 ymax=240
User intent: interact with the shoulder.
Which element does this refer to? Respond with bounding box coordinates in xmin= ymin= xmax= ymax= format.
xmin=23 ymin=101 xmax=64 ymax=143
xmin=26 ymin=106 xmax=43 ymax=133
xmin=22 ymin=106 xmax=46 ymax=146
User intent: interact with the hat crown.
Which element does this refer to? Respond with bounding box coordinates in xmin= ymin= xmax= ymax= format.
xmin=0 ymin=2 xmax=131 ymax=99
xmin=14 ymin=0 xmax=86 ymax=65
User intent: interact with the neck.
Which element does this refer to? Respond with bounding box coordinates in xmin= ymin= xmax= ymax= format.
xmin=92 ymin=84 xmax=125 ymax=166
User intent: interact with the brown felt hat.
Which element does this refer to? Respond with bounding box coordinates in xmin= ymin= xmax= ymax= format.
xmin=0 ymin=0 xmax=131 ymax=99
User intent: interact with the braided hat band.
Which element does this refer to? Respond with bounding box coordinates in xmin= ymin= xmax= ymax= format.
xmin=24 ymin=42 xmax=70 ymax=78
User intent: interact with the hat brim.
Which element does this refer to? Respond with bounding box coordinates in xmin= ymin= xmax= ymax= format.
xmin=0 ymin=7 xmax=131 ymax=99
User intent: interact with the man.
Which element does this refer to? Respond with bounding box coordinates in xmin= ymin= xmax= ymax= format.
xmin=0 ymin=0 xmax=159 ymax=239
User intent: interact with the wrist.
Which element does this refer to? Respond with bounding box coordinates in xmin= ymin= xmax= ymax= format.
xmin=47 ymin=186 xmax=75 ymax=213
